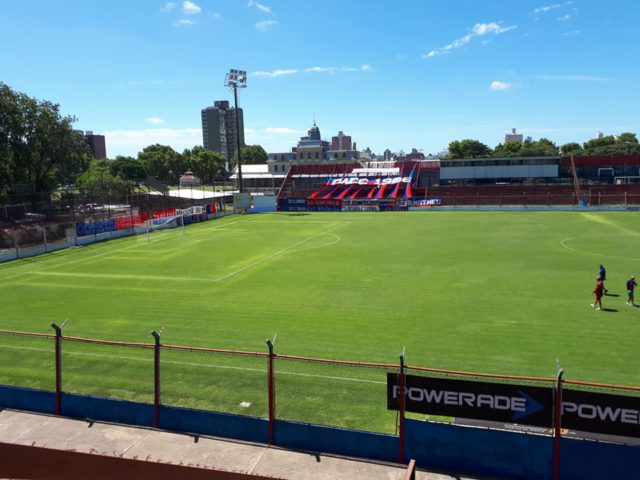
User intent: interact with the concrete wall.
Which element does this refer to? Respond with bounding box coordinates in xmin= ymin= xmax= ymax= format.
xmin=441 ymin=164 xmax=559 ymax=180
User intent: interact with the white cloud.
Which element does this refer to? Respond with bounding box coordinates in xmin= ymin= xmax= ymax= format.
xmin=305 ymin=66 xmax=337 ymax=73
xmin=264 ymin=127 xmax=300 ymax=134
xmin=534 ymin=4 xmax=561 ymax=13
xmin=173 ymin=18 xmax=195 ymax=26
xmin=256 ymin=19 xmax=278 ymax=31
xmin=161 ymin=2 xmax=176 ymax=12
xmin=146 ymin=117 xmax=166 ymax=125
xmin=359 ymin=64 xmax=373 ymax=72
xmin=557 ymin=14 xmax=571 ymax=21
xmin=248 ymin=0 xmax=272 ymax=13
xmin=562 ymin=30 xmax=580 ymax=36
xmin=104 ymin=128 xmax=202 ymax=153
xmin=251 ymin=69 xmax=297 ymax=78
xmin=423 ymin=22 xmax=517 ymax=58
xmin=536 ymin=74 xmax=612 ymax=81
xmin=490 ymin=81 xmax=512 ymax=91
xmin=182 ymin=1 xmax=201 ymax=15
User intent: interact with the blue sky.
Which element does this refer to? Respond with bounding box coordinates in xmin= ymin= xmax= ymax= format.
xmin=1 ymin=0 xmax=638 ymax=157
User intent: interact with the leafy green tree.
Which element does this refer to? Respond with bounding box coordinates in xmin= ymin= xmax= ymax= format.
xmin=137 ymin=144 xmax=186 ymax=183
xmin=583 ymin=135 xmax=616 ymax=151
xmin=231 ymin=144 xmax=268 ymax=168
xmin=77 ymin=159 xmax=133 ymax=198
xmin=446 ymin=139 xmax=492 ymax=159
xmin=184 ymin=146 xmax=226 ymax=183
xmin=616 ymin=132 xmax=638 ymax=144
xmin=519 ymin=138 xmax=559 ymax=157
xmin=492 ymin=142 xmax=523 ymax=157
xmin=109 ymin=156 xmax=147 ymax=182
xmin=0 ymin=82 xmax=90 ymax=194
xmin=560 ymin=142 xmax=583 ymax=156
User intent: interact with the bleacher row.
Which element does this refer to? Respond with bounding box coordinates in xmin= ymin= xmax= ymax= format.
xmin=277 ymin=158 xmax=640 ymax=206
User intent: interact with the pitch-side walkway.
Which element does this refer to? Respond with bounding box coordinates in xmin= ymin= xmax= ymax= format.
xmin=0 ymin=409 xmax=480 ymax=480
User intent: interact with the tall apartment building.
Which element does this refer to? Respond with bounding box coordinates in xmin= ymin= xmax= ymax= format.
xmin=201 ymin=100 xmax=245 ymax=171
xmin=83 ymin=131 xmax=107 ymax=159
xmin=331 ymin=131 xmax=352 ymax=151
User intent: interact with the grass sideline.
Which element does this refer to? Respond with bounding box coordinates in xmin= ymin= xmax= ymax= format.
xmin=1 ymin=211 xmax=639 ymax=431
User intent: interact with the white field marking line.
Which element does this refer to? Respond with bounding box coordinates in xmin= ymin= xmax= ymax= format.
xmin=286 ymin=233 xmax=341 ymax=254
xmin=560 ymin=236 xmax=640 ymax=262
xmin=579 ymin=212 xmax=640 ymax=237
xmin=0 ymin=343 xmax=385 ymax=385
xmin=11 ymin=281 xmax=177 ymax=294
xmin=19 ymin=222 xmax=349 ymax=284
xmin=0 ymin=217 xmax=258 ymax=284
xmin=212 ymin=222 xmax=348 ymax=282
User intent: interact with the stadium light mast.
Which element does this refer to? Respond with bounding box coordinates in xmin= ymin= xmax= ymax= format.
xmin=225 ymin=69 xmax=247 ymax=193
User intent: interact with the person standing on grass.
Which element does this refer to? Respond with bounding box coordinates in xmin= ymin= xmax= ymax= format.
xmin=599 ymin=264 xmax=609 ymax=294
xmin=592 ymin=277 xmax=604 ymax=310
xmin=627 ymin=275 xmax=637 ymax=306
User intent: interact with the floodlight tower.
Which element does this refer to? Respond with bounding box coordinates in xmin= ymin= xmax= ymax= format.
xmin=225 ymin=69 xmax=247 ymax=193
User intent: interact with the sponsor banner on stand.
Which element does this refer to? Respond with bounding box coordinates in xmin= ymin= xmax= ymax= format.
xmin=387 ymin=374 xmax=553 ymax=428
xmin=562 ymin=389 xmax=640 ymax=438
xmin=327 ymin=176 xmax=412 ymax=187
xmin=411 ymin=198 xmax=442 ymax=207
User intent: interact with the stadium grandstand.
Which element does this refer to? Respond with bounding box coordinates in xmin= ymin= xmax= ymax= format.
xmin=277 ymin=154 xmax=640 ymax=211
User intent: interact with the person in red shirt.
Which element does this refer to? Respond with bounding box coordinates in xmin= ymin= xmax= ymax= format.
xmin=591 ymin=278 xmax=604 ymax=310
xmin=627 ymin=275 xmax=637 ymax=306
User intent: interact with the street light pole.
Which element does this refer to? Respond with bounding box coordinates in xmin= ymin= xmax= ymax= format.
xmin=225 ymin=69 xmax=247 ymax=193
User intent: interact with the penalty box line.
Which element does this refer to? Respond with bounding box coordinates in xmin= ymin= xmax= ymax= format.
xmin=18 ymin=221 xmax=349 ymax=284
xmin=0 ymin=343 xmax=384 ymax=386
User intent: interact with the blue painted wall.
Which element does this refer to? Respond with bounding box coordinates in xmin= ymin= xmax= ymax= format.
xmin=0 ymin=385 xmax=55 ymax=415
xmin=560 ymin=436 xmax=640 ymax=480
xmin=405 ymin=420 xmax=552 ymax=480
xmin=61 ymin=393 xmax=154 ymax=427
xmin=159 ymin=405 xmax=268 ymax=444
xmin=274 ymin=420 xmax=397 ymax=463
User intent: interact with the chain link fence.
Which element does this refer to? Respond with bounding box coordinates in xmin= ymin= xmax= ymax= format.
xmin=274 ymin=357 xmax=398 ymax=433
xmin=0 ymin=331 xmax=55 ymax=391
xmin=2 ymin=329 xmax=640 ymax=442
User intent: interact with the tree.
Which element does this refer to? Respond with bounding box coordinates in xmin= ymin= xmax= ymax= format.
xmin=492 ymin=142 xmax=523 ymax=157
xmin=446 ymin=139 xmax=492 ymax=159
xmin=231 ymin=145 xmax=268 ymax=168
xmin=137 ymin=144 xmax=186 ymax=183
xmin=616 ymin=132 xmax=638 ymax=144
xmin=560 ymin=142 xmax=583 ymax=156
xmin=519 ymin=138 xmax=559 ymax=157
xmin=0 ymin=82 xmax=91 ymax=195
xmin=76 ymin=159 xmax=133 ymax=199
xmin=184 ymin=146 xmax=226 ymax=184
xmin=109 ymin=156 xmax=147 ymax=182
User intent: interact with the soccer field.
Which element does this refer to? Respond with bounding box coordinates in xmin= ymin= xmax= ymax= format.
xmin=1 ymin=211 xmax=639 ymax=428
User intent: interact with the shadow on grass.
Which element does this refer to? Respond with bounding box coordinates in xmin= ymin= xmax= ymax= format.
xmin=601 ymin=308 xmax=619 ymax=312
xmin=605 ymin=293 xmax=620 ymax=297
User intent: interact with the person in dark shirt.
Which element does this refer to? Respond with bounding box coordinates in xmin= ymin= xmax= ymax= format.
xmin=627 ymin=275 xmax=637 ymax=306
xmin=598 ymin=264 xmax=608 ymax=294
xmin=591 ymin=277 xmax=604 ymax=310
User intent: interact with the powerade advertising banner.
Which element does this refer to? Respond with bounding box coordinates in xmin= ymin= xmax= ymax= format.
xmin=562 ymin=389 xmax=640 ymax=438
xmin=387 ymin=374 xmax=553 ymax=428
xmin=327 ymin=176 xmax=412 ymax=187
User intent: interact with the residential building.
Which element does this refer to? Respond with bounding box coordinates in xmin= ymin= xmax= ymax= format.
xmin=201 ymin=100 xmax=245 ymax=171
xmin=82 ymin=131 xmax=107 ymax=159
xmin=331 ymin=131 xmax=352 ymax=151
xmin=405 ymin=148 xmax=425 ymax=162
xmin=505 ymin=128 xmax=523 ymax=144
xmin=267 ymin=122 xmax=359 ymax=174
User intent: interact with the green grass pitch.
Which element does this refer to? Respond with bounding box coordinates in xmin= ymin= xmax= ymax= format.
xmin=1 ymin=211 xmax=639 ymax=431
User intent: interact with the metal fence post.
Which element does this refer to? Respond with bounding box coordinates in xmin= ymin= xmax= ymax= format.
xmin=151 ymin=328 xmax=164 ymax=429
xmin=266 ymin=335 xmax=276 ymax=445
xmin=553 ymin=361 xmax=564 ymax=480
xmin=398 ymin=350 xmax=406 ymax=464
xmin=50 ymin=321 xmax=68 ymax=415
